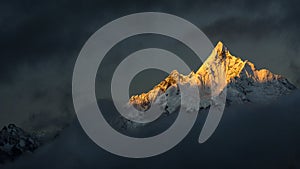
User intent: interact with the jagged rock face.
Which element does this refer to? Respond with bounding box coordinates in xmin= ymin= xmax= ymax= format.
xmin=129 ymin=41 xmax=296 ymax=112
xmin=0 ymin=124 xmax=39 ymax=162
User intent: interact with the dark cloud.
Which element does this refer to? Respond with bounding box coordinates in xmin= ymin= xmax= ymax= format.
xmin=0 ymin=58 xmax=74 ymax=133
xmin=2 ymin=90 xmax=300 ymax=169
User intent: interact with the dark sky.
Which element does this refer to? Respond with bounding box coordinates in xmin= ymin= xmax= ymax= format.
xmin=0 ymin=0 xmax=300 ymax=130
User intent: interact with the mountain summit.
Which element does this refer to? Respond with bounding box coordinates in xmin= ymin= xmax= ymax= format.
xmin=129 ymin=42 xmax=296 ymax=113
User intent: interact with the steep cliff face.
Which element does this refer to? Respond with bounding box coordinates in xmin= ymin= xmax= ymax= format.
xmin=129 ymin=42 xmax=296 ymax=113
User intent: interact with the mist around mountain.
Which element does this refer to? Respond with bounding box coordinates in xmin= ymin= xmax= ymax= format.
xmin=2 ymin=90 xmax=300 ymax=169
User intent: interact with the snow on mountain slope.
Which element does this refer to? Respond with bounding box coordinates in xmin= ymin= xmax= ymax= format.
xmin=129 ymin=41 xmax=296 ymax=114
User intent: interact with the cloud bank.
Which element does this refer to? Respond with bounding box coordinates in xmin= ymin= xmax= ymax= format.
xmin=2 ymin=90 xmax=300 ymax=169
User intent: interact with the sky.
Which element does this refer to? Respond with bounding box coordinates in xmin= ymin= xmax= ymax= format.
xmin=0 ymin=0 xmax=300 ymax=133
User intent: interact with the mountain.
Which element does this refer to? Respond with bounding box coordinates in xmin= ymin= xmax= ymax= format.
xmin=129 ymin=42 xmax=296 ymax=114
xmin=0 ymin=124 xmax=39 ymax=163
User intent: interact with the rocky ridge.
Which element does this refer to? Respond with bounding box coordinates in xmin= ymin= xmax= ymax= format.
xmin=129 ymin=42 xmax=296 ymax=113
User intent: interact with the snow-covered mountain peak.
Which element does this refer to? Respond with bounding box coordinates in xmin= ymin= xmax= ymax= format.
xmin=129 ymin=42 xmax=296 ymax=111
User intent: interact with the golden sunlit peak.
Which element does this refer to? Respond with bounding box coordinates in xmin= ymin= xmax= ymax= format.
xmin=215 ymin=41 xmax=228 ymax=57
xmin=215 ymin=41 xmax=225 ymax=50
xmin=128 ymin=41 xmax=295 ymax=111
